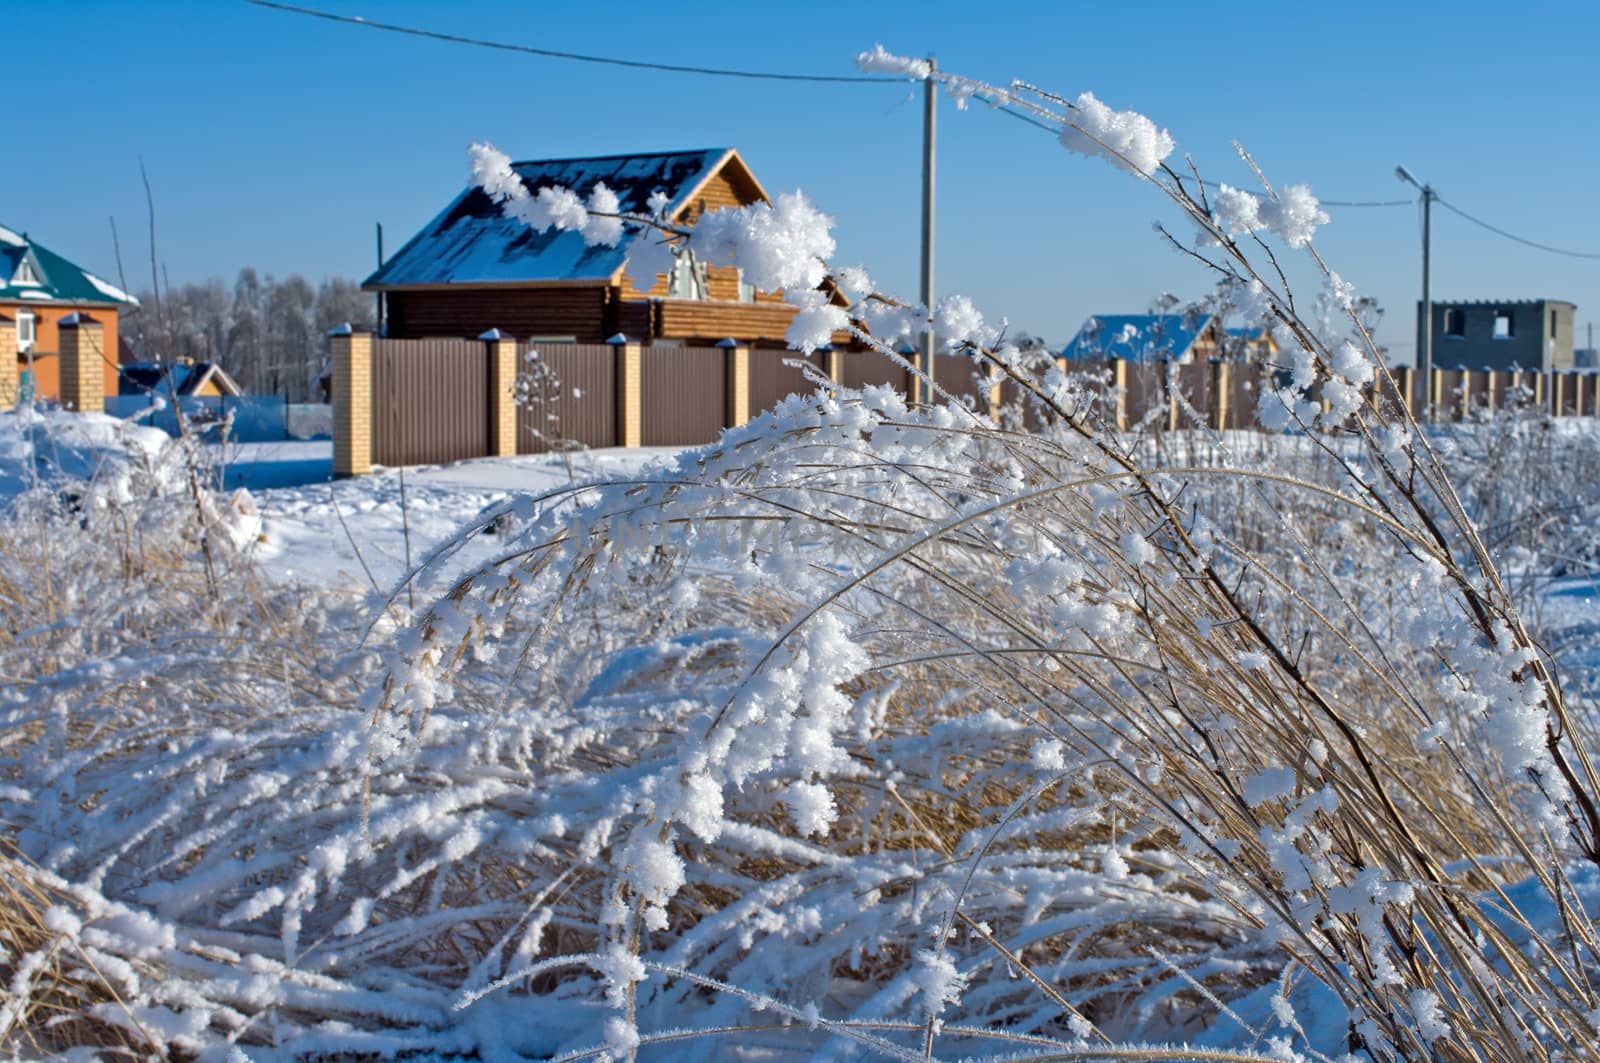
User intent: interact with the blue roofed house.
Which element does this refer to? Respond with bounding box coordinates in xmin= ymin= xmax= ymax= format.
xmin=364 ymin=148 xmax=850 ymax=347
xmin=1060 ymin=313 xmax=1226 ymax=364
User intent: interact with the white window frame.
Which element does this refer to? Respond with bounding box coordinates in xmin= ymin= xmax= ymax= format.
xmin=12 ymin=258 xmax=41 ymax=287
xmin=16 ymin=309 xmax=36 ymax=352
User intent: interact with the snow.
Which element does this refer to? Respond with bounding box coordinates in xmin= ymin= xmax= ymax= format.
xmin=0 ymin=222 xmax=24 ymax=246
xmin=1058 ymin=91 xmax=1175 ymax=176
xmin=84 ymin=270 xmax=138 ymax=304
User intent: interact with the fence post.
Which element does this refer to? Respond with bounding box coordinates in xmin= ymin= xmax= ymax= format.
xmin=1109 ymin=358 xmax=1127 ymax=431
xmin=0 ymin=312 xmax=15 ymax=409
xmin=1164 ymin=360 xmax=1179 ymax=432
xmin=824 ymin=346 xmax=843 ymax=388
xmin=718 ymin=338 xmax=749 ymax=428
xmin=1592 ymin=373 xmax=1600 ymax=418
xmin=1551 ymin=372 xmax=1565 ymax=417
xmin=1460 ymin=372 xmax=1472 ymax=421
xmin=481 ymin=328 xmax=518 ymax=457
xmin=1428 ymin=367 xmax=1444 ymax=421
xmin=1484 ymin=371 xmax=1498 ymax=413
xmin=986 ymin=365 xmax=1003 ymax=422
xmin=58 ymin=313 xmax=105 ymax=413
xmin=610 ymin=333 xmax=641 ymax=448
xmin=330 ymin=323 xmax=372 ymax=477
xmin=1209 ymin=360 xmax=1229 ymax=431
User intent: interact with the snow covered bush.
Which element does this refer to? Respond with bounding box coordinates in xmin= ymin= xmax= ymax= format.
xmin=4 ymin=53 xmax=1600 ymax=1063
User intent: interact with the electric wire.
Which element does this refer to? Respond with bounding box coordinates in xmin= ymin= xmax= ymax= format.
xmin=1434 ymin=196 xmax=1600 ymax=260
xmin=244 ymin=0 xmax=902 ymax=84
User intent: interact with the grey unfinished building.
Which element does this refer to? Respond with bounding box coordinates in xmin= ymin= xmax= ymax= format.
xmin=1417 ymin=299 xmax=1575 ymax=372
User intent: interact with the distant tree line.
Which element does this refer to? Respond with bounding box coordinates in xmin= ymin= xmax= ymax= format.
xmin=124 ymin=271 xmax=377 ymax=403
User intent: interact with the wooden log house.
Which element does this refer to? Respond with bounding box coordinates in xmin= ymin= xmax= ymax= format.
xmin=364 ymin=148 xmax=853 ymax=348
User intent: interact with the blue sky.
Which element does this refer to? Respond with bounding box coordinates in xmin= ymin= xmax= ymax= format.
xmin=11 ymin=0 xmax=1600 ymax=356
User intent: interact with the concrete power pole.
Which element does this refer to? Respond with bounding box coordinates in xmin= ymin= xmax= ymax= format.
xmin=1396 ymin=166 xmax=1434 ymax=411
xmin=921 ymin=58 xmax=936 ymax=399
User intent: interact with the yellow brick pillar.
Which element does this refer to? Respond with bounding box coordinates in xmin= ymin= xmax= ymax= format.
xmin=718 ymin=338 xmax=749 ymax=428
xmin=331 ymin=324 xmax=372 ymax=477
xmin=58 ymin=313 xmax=105 ymax=413
xmin=903 ymin=345 xmax=924 ymax=406
xmin=482 ymin=328 xmax=518 ymax=457
xmin=611 ymin=334 xmax=641 ymax=448
xmin=824 ymin=346 xmax=843 ymax=388
xmin=1392 ymin=366 xmax=1412 ymax=418
xmin=986 ymin=364 xmax=1003 ymax=422
xmin=1428 ymin=368 xmax=1444 ymax=421
xmin=1109 ymin=358 xmax=1128 ymax=431
xmin=1209 ymin=360 xmax=1230 ymax=431
xmin=1552 ymin=372 xmax=1566 ymax=417
xmin=0 ymin=312 xmax=16 ymax=409
xmin=1533 ymin=370 xmax=1545 ymax=410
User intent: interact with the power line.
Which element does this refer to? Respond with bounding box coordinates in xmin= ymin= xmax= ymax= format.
xmin=244 ymin=0 xmax=901 ymax=84
xmin=1434 ymin=196 xmax=1600 ymax=260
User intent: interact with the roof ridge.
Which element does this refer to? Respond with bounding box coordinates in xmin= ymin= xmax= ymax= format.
xmin=509 ymin=147 xmax=728 ymax=167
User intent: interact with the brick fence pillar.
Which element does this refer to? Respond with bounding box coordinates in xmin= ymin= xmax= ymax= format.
xmin=717 ymin=338 xmax=749 ymax=428
xmin=0 ymin=312 xmax=15 ymax=408
xmin=482 ymin=328 xmax=518 ymax=457
xmin=331 ymin=324 xmax=372 ymax=477
xmin=1210 ymin=360 xmax=1230 ymax=431
xmin=610 ymin=333 xmax=641 ymax=448
xmin=1428 ymin=368 xmax=1444 ymax=421
xmin=1551 ymin=372 xmax=1566 ymax=417
xmin=58 ymin=313 xmax=105 ymax=413
xmin=900 ymin=345 xmax=923 ymax=406
xmin=1109 ymin=358 xmax=1128 ymax=431
xmin=824 ymin=346 xmax=844 ymax=388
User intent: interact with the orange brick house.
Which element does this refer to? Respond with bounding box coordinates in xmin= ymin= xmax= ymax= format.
xmin=364 ymin=148 xmax=852 ymax=347
xmin=2 ymin=222 xmax=138 ymax=403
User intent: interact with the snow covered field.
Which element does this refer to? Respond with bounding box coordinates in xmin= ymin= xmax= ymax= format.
xmin=218 ymin=440 xmax=682 ymax=589
xmin=3 ymin=394 xmax=1599 ymax=1061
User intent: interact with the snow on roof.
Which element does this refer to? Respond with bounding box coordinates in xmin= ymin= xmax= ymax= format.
xmin=0 ymin=224 xmax=139 ymax=307
xmin=85 ymin=271 xmax=137 ymax=304
xmin=365 ymin=149 xmax=736 ymax=289
xmin=1061 ymin=313 xmax=1217 ymax=362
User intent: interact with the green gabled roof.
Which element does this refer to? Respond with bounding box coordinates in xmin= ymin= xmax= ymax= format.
xmin=0 ymin=223 xmax=138 ymax=307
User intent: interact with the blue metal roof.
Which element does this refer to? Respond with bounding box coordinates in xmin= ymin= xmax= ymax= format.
xmin=1060 ymin=313 xmax=1215 ymax=362
xmin=365 ymin=149 xmax=733 ymax=289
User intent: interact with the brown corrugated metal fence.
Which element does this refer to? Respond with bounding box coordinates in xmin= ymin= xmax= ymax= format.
xmin=516 ymin=342 xmax=617 ymax=453
xmin=641 ymin=346 xmax=727 ymax=447
xmin=750 ymin=349 xmax=821 ymax=414
xmin=370 ymin=338 xmax=490 ymax=467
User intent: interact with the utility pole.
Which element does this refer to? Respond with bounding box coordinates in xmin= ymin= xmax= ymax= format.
xmin=1395 ymin=166 xmax=1434 ymax=412
xmin=920 ymin=57 xmax=936 ymax=401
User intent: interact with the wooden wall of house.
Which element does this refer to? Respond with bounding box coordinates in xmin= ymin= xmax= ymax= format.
xmin=385 ymin=288 xmax=611 ymax=342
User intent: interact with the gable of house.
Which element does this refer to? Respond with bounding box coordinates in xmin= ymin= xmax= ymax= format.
xmin=0 ymin=224 xmax=138 ymax=307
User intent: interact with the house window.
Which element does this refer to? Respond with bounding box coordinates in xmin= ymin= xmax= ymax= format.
xmin=1493 ymin=310 xmax=1514 ymax=339
xmin=16 ymin=309 xmax=36 ymax=351
xmin=1551 ymin=310 xmax=1558 ymax=336
xmin=668 ymin=250 xmax=707 ymax=300
xmin=736 ymin=267 xmax=754 ymax=304
xmin=1443 ymin=308 xmax=1464 ymax=337
xmin=11 ymin=258 xmax=40 ymax=287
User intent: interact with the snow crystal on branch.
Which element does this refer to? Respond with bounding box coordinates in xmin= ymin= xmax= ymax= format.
xmin=692 ymin=190 xmax=836 ymax=293
xmin=468 ymin=141 xmax=628 ymax=248
xmin=856 ymin=44 xmax=932 ymax=80
xmin=1058 ymin=92 xmax=1175 ymax=176
xmin=1209 ymin=182 xmax=1330 ymax=249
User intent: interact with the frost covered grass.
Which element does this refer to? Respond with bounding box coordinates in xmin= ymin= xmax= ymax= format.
xmin=6 ymin=55 xmax=1600 ymax=1062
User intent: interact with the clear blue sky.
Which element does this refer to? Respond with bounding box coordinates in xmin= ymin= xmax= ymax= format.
xmin=12 ymin=0 xmax=1600 ymax=356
